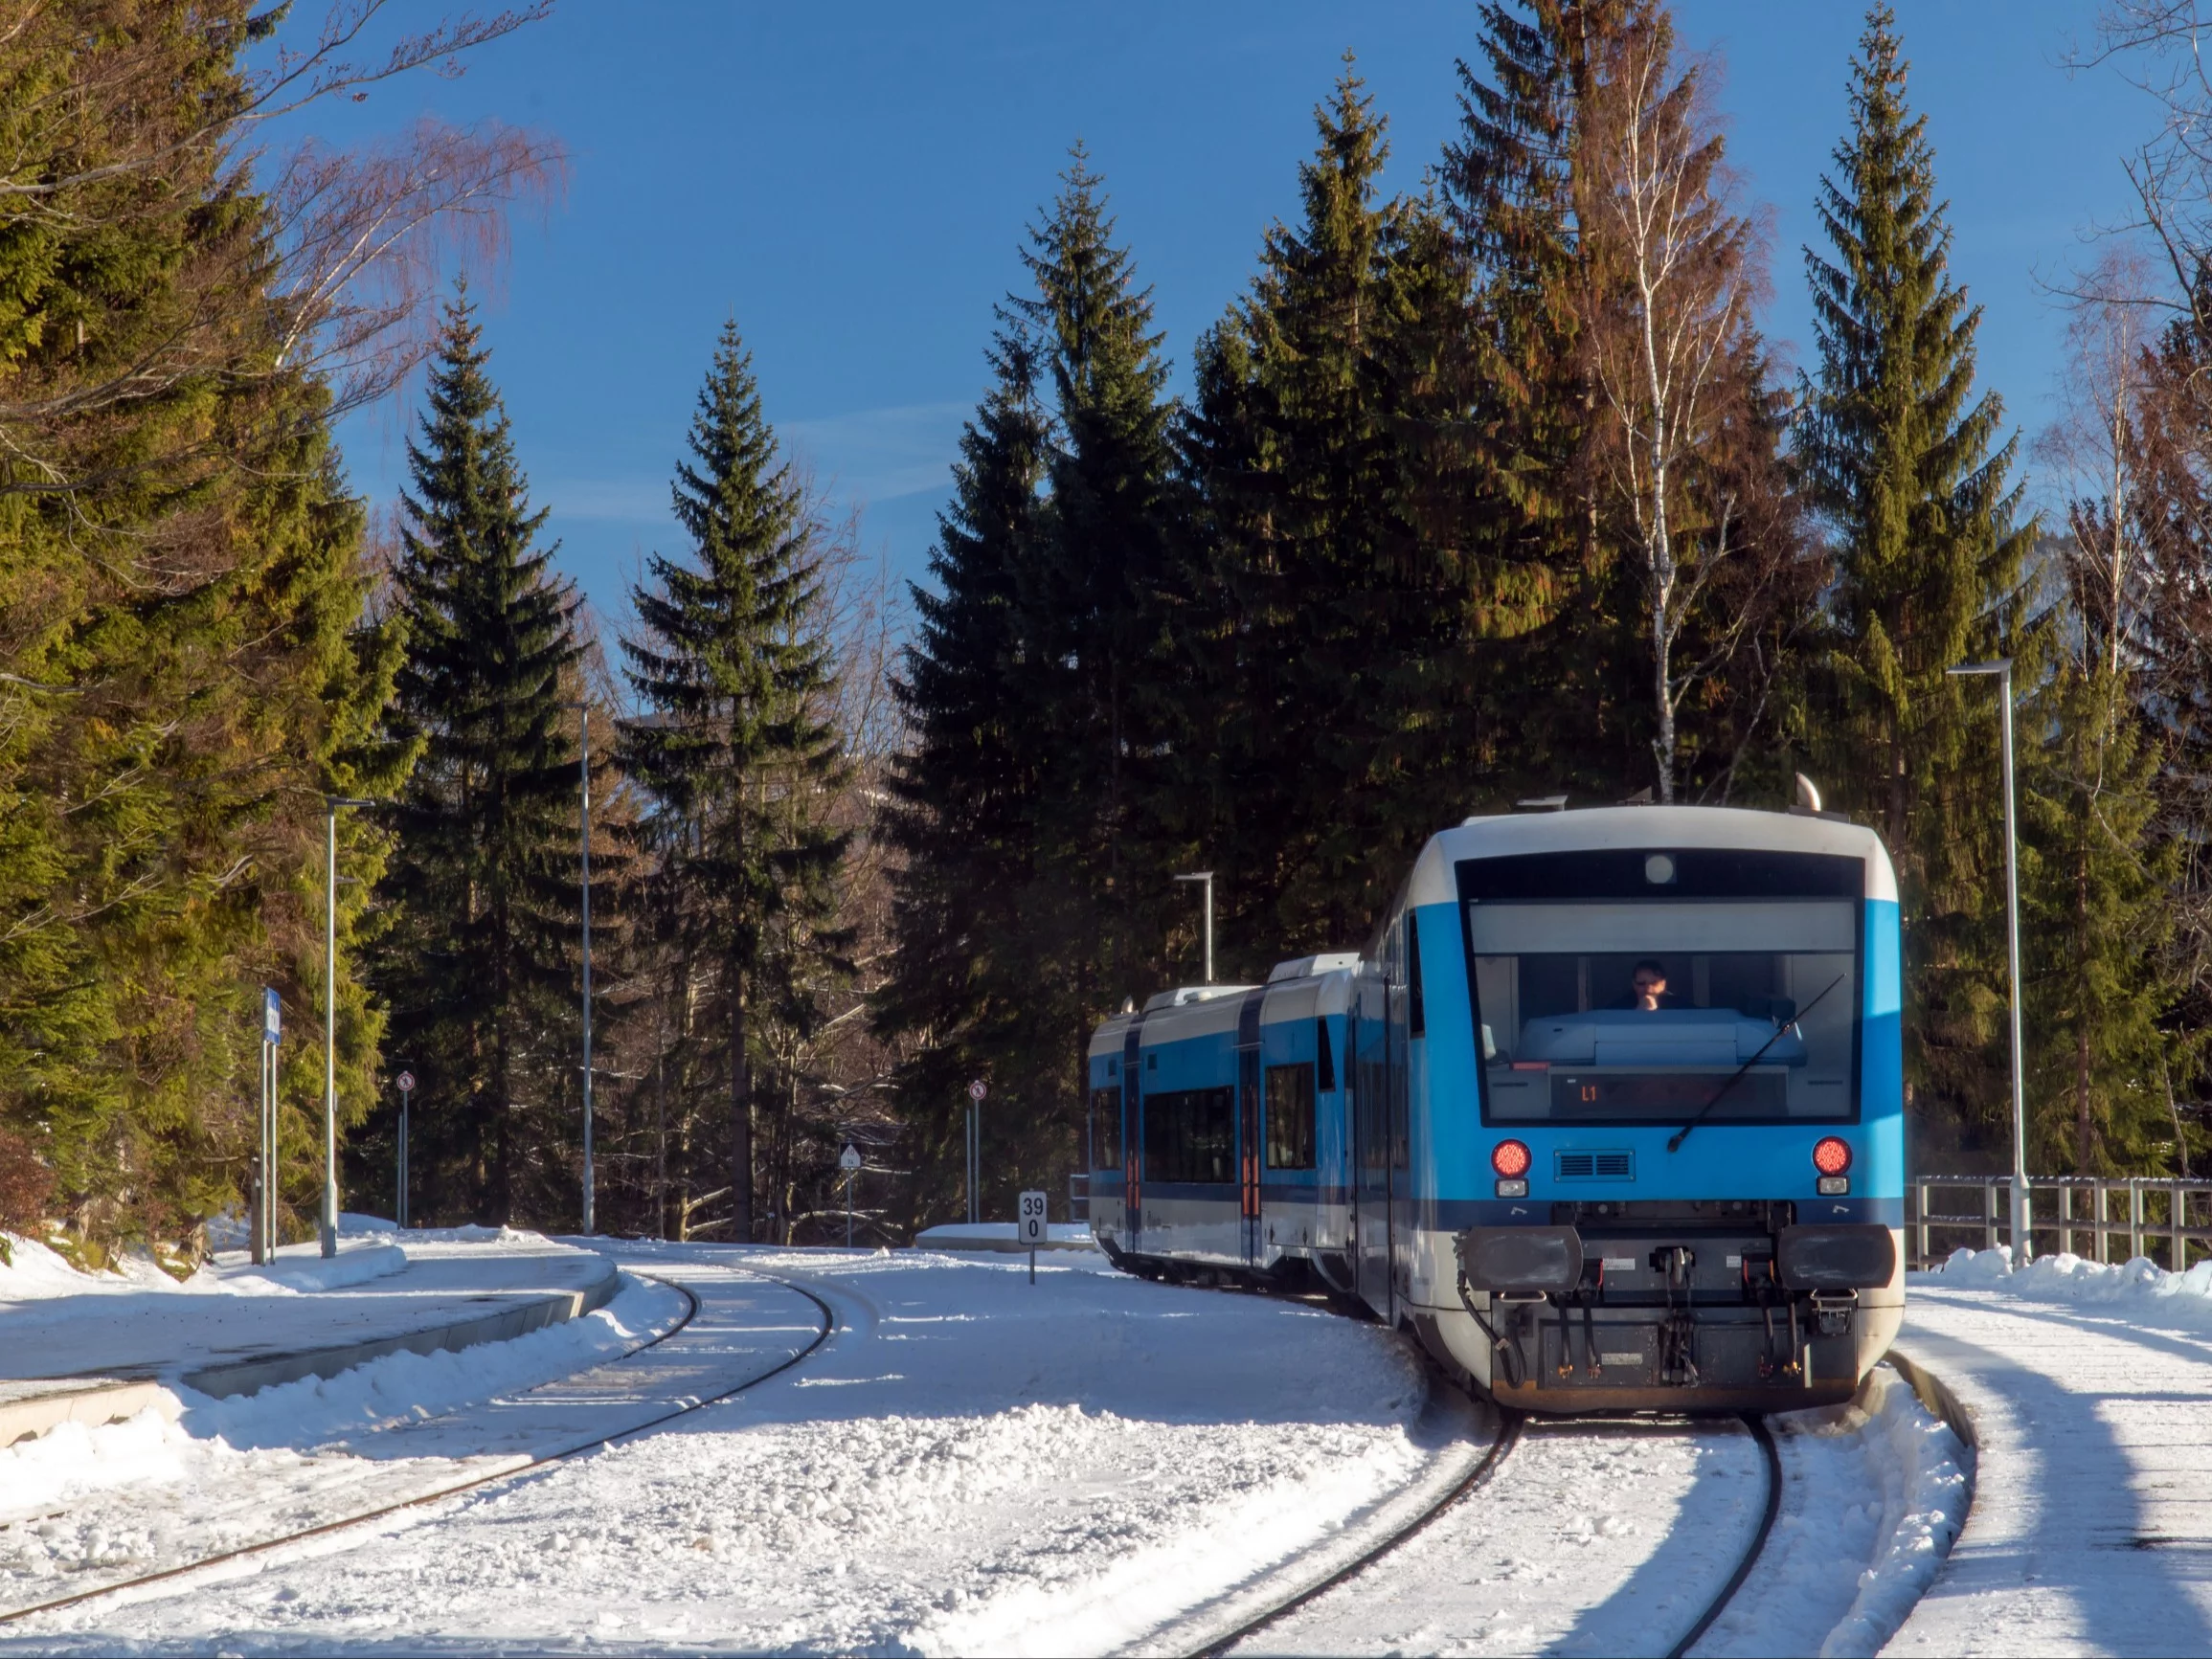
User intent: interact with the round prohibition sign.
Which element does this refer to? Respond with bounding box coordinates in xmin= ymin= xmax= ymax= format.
xmin=396 ymin=1071 xmax=415 ymax=1092
xmin=967 ymin=1079 xmax=987 ymax=1102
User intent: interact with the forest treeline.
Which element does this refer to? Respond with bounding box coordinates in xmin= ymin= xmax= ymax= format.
xmin=5 ymin=0 xmax=2212 ymax=1257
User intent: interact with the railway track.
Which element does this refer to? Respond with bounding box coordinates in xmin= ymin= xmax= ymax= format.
xmin=1182 ymin=1403 xmax=1526 ymax=1658
xmin=1175 ymin=1405 xmax=1785 ymax=1659
xmin=0 ymin=1265 xmax=836 ymax=1629
xmin=1665 ymin=1413 xmax=1784 ymax=1659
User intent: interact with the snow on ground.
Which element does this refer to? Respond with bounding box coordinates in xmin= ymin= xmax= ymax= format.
xmin=1230 ymin=1362 xmax=1963 ymax=1659
xmin=0 ymin=1238 xmax=1976 ymax=1656
xmin=1886 ymin=1246 xmax=2212 ymax=1656
xmin=0 ymin=1273 xmax=689 ymax=1599
xmin=913 ymin=1222 xmax=1097 ymax=1248
xmin=1700 ymin=1367 xmax=1969 ymax=1659
xmin=0 ymin=1222 xmax=612 ymax=1388
xmin=0 ymin=1231 xmax=406 ymax=1303
xmin=7 ymin=1244 xmax=1449 ymax=1656
xmin=1233 ymin=1414 xmax=1766 ymax=1658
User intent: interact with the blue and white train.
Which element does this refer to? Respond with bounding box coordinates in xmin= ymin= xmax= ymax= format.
xmin=1088 ymin=805 xmax=1905 ymax=1413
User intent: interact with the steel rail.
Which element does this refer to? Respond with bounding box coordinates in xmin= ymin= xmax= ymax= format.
xmin=0 ymin=1265 xmax=837 ymax=1627
xmin=1664 ymin=1411 xmax=1783 ymax=1659
xmin=1182 ymin=1405 xmax=1525 ymax=1659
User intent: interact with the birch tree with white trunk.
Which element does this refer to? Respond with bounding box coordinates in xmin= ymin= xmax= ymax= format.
xmin=1577 ymin=3 xmax=1766 ymax=802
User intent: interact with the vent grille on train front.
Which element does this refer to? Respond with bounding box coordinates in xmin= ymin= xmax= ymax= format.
xmin=1555 ymin=1150 xmax=1635 ymax=1181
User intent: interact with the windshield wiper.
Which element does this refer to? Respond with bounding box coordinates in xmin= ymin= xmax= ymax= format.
xmin=1664 ymin=973 xmax=1846 ymax=1154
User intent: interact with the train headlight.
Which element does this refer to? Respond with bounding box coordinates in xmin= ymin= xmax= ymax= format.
xmin=1813 ymin=1136 xmax=1852 ymax=1194
xmin=1492 ymin=1139 xmax=1532 ymax=1198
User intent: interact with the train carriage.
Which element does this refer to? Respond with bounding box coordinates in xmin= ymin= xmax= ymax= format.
xmin=1088 ymin=954 xmax=1358 ymax=1283
xmin=1090 ymin=802 xmax=1906 ymax=1414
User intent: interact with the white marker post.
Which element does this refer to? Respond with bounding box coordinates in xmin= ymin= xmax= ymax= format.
xmin=259 ymin=989 xmax=281 ymax=1266
xmin=1019 ymin=1189 xmax=1048 ymax=1285
xmin=839 ymin=1142 xmax=862 ymax=1247
xmin=966 ymin=1079 xmax=987 ymax=1225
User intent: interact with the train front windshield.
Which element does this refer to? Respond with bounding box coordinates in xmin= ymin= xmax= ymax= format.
xmin=1471 ymin=895 xmax=1859 ymax=1124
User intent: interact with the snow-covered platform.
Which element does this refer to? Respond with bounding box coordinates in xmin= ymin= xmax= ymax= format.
xmin=1888 ymin=1251 xmax=2212 ymax=1657
xmin=912 ymin=1221 xmax=1098 ymax=1253
xmin=0 ymin=1222 xmax=615 ymax=1445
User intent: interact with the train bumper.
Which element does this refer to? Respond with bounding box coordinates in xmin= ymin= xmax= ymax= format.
xmin=1438 ymin=1217 xmax=1905 ymax=1415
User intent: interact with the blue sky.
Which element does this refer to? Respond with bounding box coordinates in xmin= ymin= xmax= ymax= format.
xmin=316 ymin=2 xmax=2156 ymax=644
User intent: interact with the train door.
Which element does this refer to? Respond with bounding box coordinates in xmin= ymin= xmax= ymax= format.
xmin=1236 ymin=989 xmax=1264 ymax=1266
xmin=1121 ymin=1016 xmax=1146 ymax=1256
xmin=1388 ymin=914 xmax=1416 ymax=1303
xmin=1353 ymin=963 xmax=1393 ymax=1316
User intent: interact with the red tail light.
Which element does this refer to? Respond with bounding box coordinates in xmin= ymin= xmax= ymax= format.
xmin=1492 ymin=1139 xmax=1532 ymax=1178
xmin=1813 ymin=1136 xmax=1853 ymax=1177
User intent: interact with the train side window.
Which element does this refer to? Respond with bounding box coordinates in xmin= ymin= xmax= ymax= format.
xmin=1090 ymin=1087 xmax=1121 ymax=1170
xmin=1315 ymin=1018 xmax=1336 ymax=1092
xmin=1141 ymin=1087 xmax=1234 ymax=1183
xmin=1265 ymin=1063 xmax=1316 ymax=1170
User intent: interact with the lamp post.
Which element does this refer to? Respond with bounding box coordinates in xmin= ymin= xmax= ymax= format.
xmin=1948 ymin=658 xmax=2029 ymax=1261
xmin=394 ymin=1068 xmax=414 ymax=1229
xmin=323 ymin=796 xmax=379 ymax=1258
xmin=1174 ymin=870 xmax=1215 ymax=984
xmin=565 ymin=701 xmax=596 ymax=1234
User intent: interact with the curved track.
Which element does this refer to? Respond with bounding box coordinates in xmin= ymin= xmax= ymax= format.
xmin=1665 ymin=1413 xmax=1784 ymax=1659
xmin=1184 ymin=1404 xmax=1526 ymax=1659
xmin=1185 ymin=1405 xmax=1785 ymax=1659
xmin=0 ymin=1266 xmax=834 ymax=1627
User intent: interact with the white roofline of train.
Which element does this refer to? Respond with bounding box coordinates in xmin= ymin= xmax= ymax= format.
xmin=1401 ymin=804 xmax=1900 ymax=909
xmin=1090 ymin=956 xmax=1358 ymax=1057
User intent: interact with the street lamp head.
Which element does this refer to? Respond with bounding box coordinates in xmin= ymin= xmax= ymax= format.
xmin=1173 ymin=871 xmax=1213 ymax=884
xmin=326 ymin=795 xmax=382 ymax=811
xmin=1946 ymin=659 xmax=2012 ymax=679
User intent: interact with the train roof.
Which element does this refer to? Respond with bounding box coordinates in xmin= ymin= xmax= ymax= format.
xmin=1088 ymin=955 xmax=1358 ymax=1058
xmin=1400 ymin=805 xmax=1900 ymax=910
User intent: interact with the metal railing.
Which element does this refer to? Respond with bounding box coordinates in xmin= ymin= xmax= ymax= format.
xmin=1907 ymin=1176 xmax=2212 ymax=1272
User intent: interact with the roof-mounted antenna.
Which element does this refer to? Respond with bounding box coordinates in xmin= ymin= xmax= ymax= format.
xmin=1618 ymin=786 xmax=1655 ymax=805
xmin=1515 ymin=795 xmax=1569 ymax=813
xmin=1793 ymin=773 xmax=1823 ymax=815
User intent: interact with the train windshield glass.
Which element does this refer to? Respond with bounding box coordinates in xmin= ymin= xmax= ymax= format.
xmin=1468 ymin=898 xmax=1858 ymax=1124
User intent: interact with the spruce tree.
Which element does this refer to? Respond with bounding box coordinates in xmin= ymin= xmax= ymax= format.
xmin=0 ymin=6 xmax=416 ymax=1245
xmin=621 ymin=321 xmax=847 ymax=1245
xmin=1013 ymin=148 xmax=1189 ymax=1005
xmin=1799 ymin=5 xmax=2033 ymax=1140
xmin=376 ymin=292 xmax=587 ymax=1226
xmin=878 ymin=329 xmax=1057 ymax=1226
xmin=1188 ymin=67 xmax=1469 ymax=950
xmin=880 ymin=153 xmax=1188 ymax=1227
xmin=2021 ymin=654 xmax=2180 ymax=1174
xmin=1437 ymin=0 xmax=1636 ymax=804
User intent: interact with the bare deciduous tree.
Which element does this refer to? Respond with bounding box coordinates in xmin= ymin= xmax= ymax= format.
xmin=1575 ymin=2 xmax=1769 ymax=801
xmin=0 ymin=1 xmax=563 ymax=497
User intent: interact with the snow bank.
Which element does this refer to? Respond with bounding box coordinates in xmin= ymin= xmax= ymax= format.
xmin=217 ymin=1241 xmax=408 ymax=1294
xmin=174 ymin=1272 xmax=687 ymax=1449
xmin=0 ymin=1273 xmax=685 ymax=1535
xmin=1700 ymin=1366 xmax=1971 ymax=1658
xmin=914 ymin=1222 xmax=1097 ymax=1248
xmin=0 ymin=1233 xmax=410 ymax=1300
xmin=1923 ymin=1244 xmax=2212 ymax=1330
xmin=2 ymin=1216 xmax=564 ymax=1307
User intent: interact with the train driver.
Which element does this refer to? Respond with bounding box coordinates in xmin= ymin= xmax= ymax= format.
xmin=1619 ymin=958 xmax=1681 ymax=1013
